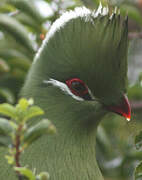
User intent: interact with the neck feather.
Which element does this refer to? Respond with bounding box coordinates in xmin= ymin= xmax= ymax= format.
xmin=20 ymin=84 xmax=107 ymax=180
xmin=23 ymin=118 xmax=104 ymax=180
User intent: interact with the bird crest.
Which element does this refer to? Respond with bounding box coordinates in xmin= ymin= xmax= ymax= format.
xmin=23 ymin=3 xmax=128 ymax=106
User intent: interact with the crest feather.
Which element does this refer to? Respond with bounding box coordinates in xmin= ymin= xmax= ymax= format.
xmin=24 ymin=4 xmax=128 ymax=105
xmin=35 ymin=3 xmax=120 ymax=63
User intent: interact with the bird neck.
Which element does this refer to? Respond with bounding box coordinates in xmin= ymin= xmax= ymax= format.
xmin=21 ymin=82 xmax=106 ymax=180
xmin=44 ymin=117 xmax=104 ymax=180
xmin=28 ymin=103 xmax=105 ymax=179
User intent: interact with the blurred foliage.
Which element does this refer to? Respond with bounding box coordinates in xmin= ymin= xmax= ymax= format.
xmin=0 ymin=98 xmax=56 ymax=180
xmin=1 ymin=0 xmax=142 ymax=180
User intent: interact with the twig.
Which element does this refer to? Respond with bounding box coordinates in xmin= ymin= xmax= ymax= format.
xmin=15 ymin=124 xmax=23 ymax=180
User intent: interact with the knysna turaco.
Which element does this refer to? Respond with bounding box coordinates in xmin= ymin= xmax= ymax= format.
xmin=1 ymin=4 xmax=131 ymax=180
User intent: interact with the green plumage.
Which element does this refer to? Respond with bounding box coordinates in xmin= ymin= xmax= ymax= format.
xmin=0 ymin=5 xmax=128 ymax=180
xmin=23 ymin=7 xmax=128 ymax=105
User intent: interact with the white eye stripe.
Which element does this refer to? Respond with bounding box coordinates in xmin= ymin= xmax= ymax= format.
xmin=43 ymin=79 xmax=84 ymax=101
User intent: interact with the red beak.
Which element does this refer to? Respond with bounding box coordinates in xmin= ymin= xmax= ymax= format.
xmin=106 ymin=95 xmax=131 ymax=121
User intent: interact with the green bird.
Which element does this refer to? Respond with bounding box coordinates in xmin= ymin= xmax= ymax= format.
xmin=1 ymin=4 xmax=131 ymax=180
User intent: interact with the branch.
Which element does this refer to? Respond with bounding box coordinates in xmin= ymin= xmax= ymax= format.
xmin=15 ymin=124 xmax=23 ymax=180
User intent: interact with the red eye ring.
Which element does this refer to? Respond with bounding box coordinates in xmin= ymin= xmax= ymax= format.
xmin=66 ymin=78 xmax=89 ymax=97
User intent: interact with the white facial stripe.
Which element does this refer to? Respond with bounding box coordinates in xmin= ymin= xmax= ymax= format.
xmin=43 ymin=79 xmax=84 ymax=101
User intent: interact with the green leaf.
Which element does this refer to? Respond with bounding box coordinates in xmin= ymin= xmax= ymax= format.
xmin=14 ymin=167 xmax=36 ymax=180
xmin=5 ymin=155 xmax=15 ymax=165
xmin=97 ymin=126 xmax=112 ymax=153
xmin=0 ymin=135 xmax=12 ymax=147
xmin=135 ymin=162 xmax=142 ymax=179
xmin=0 ymin=3 xmax=16 ymax=13
xmin=23 ymin=119 xmax=56 ymax=146
xmin=37 ymin=172 xmax=50 ymax=180
xmin=12 ymin=68 xmax=27 ymax=79
xmin=0 ymin=14 xmax=35 ymax=53
xmin=23 ymin=106 xmax=44 ymax=122
xmin=0 ymin=118 xmax=15 ymax=135
xmin=28 ymin=99 xmax=34 ymax=106
xmin=8 ymin=0 xmax=44 ymax=23
xmin=15 ymin=98 xmax=33 ymax=120
xmin=0 ymin=58 xmax=10 ymax=73
xmin=120 ymin=4 xmax=142 ymax=26
xmin=0 ymin=103 xmax=16 ymax=119
xmin=0 ymin=88 xmax=15 ymax=104
xmin=135 ymin=131 xmax=142 ymax=150
xmin=10 ymin=121 xmax=18 ymax=130
xmin=18 ymin=98 xmax=29 ymax=111
xmin=0 ymin=48 xmax=30 ymax=62
xmin=17 ymin=98 xmax=34 ymax=111
xmin=15 ymin=13 xmax=41 ymax=32
xmin=7 ymin=58 xmax=31 ymax=71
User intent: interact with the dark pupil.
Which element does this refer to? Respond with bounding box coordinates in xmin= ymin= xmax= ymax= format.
xmin=71 ymin=81 xmax=86 ymax=93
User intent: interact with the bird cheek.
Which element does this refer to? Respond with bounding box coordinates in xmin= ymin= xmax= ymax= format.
xmin=106 ymin=94 xmax=131 ymax=121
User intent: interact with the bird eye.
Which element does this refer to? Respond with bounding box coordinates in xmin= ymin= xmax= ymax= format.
xmin=71 ymin=81 xmax=86 ymax=93
xmin=66 ymin=78 xmax=92 ymax=100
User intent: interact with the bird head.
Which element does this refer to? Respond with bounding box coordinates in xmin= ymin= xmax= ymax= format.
xmin=18 ymin=5 xmax=132 ymax=180
xmin=22 ymin=4 xmax=131 ymax=124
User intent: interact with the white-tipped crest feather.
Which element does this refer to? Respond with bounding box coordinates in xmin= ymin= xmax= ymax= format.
xmin=102 ymin=6 xmax=109 ymax=16
xmin=93 ymin=2 xmax=103 ymax=17
xmin=34 ymin=4 xmax=117 ymax=63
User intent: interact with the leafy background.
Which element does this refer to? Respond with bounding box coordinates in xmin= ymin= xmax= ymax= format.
xmin=0 ymin=0 xmax=142 ymax=179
